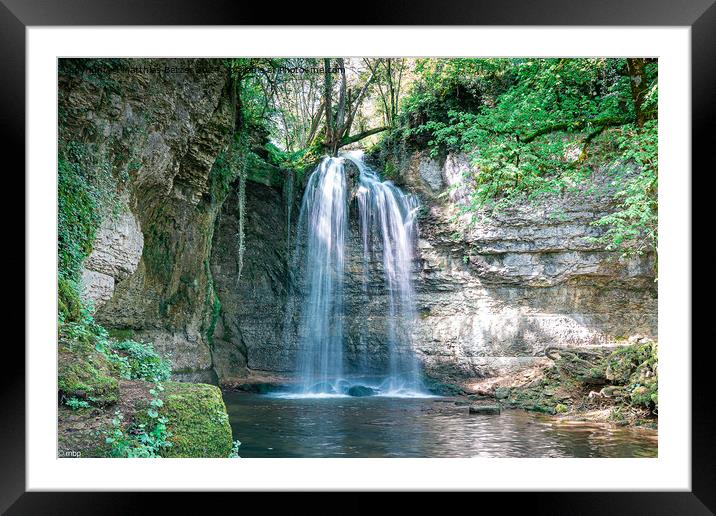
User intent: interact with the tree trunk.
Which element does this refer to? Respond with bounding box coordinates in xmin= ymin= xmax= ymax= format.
xmin=626 ymin=58 xmax=649 ymax=127
xmin=324 ymin=58 xmax=334 ymax=153
xmin=335 ymin=58 xmax=347 ymax=150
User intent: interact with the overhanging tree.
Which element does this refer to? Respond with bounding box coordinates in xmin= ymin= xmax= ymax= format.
xmin=321 ymin=58 xmax=389 ymax=155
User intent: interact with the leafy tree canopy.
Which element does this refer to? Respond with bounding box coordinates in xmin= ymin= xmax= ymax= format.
xmin=395 ymin=58 xmax=658 ymax=259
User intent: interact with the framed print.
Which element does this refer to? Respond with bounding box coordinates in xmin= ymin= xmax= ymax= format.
xmin=7 ymin=0 xmax=711 ymax=511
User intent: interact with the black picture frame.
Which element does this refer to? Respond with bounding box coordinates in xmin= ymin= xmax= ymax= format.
xmin=6 ymin=0 xmax=710 ymax=511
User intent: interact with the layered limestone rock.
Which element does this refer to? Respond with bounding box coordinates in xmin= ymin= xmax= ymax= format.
xmin=61 ymin=58 xmax=233 ymax=381
xmin=81 ymin=210 xmax=143 ymax=310
xmin=209 ymin=150 xmax=657 ymax=386
xmin=399 ymin=151 xmax=657 ymax=382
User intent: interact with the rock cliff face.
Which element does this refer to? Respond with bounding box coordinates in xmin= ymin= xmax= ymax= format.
xmin=209 ymin=151 xmax=657 ymax=385
xmin=399 ymin=151 xmax=657 ymax=383
xmin=209 ymin=178 xmax=295 ymax=380
xmin=62 ymin=58 xmax=233 ymax=382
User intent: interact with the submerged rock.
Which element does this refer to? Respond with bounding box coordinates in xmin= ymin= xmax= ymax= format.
xmin=347 ymin=385 xmax=377 ymax=397
xmin=235 ymin=383 xmax=276 ymax=394
xmin=468 ymin=405 xmax=501 ymax=415
xmin=310 ymin=382 xmax=337 ymax=394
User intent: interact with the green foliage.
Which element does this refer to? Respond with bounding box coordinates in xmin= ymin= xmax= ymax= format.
xmin=64 ymin=397 xmax=90 ymax=410
xmin=58 ymin=276 xmax=83 ymax=323
xmin=107 ymin=340 xmax=172 ymax=382
xmin=57 ymin=139 xmax=124 ymax=334
xmin=58 ymin=293 xmax=170 ymax=406
xmin=58 ymin=141 xmax=120 ymax=279
xmin=226 ymin=58 xmax=284 ymax=134
xmin=606 ymin=341 xmax=658 ymax=413
xmin=228 ymin=439 xmax=242 ymax=458
xmin=266 ymin=142 xmax=305 ymax=168
xmin=58 ymin=154 xmax=101 ymax=283
xmin=105 ymin=384 xmax=174 ymax=458
xmin=397 ymin=58 xmax=658 ymax=258
xmin=398 ymin=58 xmax=509 ymax=143
xmin=265 ymin=142 xmax=321 ymax=182
xmin=592 ymin=120 xmax=658 ymax=257
xmin=209 ymin=147 xmax=240 ymax=205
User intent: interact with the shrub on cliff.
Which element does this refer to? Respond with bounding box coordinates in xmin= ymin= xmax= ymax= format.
xmin=107 ymin=340 xmax=172 ymax=383
xmin=606 ymin=341 xmax=658 ymax=414
xmin=395 ymin=58 xmax=658 ymax=260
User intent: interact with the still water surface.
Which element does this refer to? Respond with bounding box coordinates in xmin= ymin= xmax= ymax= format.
xmin=224 ymin=392 xmax=657 ymax=458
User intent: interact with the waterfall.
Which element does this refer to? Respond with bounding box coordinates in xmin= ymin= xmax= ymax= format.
xmin=288 ymin=152 xmax=426 ymax=397
xmin=294 ymin=157 xmax=348 ymax=394
xmin=347 ymin=151 xmax=422 ymax=393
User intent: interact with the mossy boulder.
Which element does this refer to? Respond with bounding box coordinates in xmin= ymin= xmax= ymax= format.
xmin=58 ymin=341 xmax=119 ymax=406
xmin=546 ymin=347 xmax=609 ymax=385
xmin=494 ymin=387 xmax=510 ymax=399
xmin=158 ymin=381 xmax=233 ymax=458
xmin=58 ymin=277 xmax=83 ymax=323
xmin=246 ymin=159 xmax=284 ymax=187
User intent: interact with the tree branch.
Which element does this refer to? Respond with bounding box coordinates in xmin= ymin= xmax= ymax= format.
xmin=342 ymin=64 xmax=378 ymax=139
xmin=520 ymin=112 xmax=655 ymax=144
xmin=337 ymin=126 xmax=391 ymax=148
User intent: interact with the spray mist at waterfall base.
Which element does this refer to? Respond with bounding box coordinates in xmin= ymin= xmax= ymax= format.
xmin=269 ymin=377 xmax=437 ymax=400
xmin=282 ymin=151 xmax=431 ymax=399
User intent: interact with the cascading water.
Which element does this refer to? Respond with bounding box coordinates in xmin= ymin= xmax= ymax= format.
xmin=293 ymin=157 xmax=347 ymax=394
xmin=348 ymin=152 xmax=422 ymax=393
xmin=286 ymin=151 xmax=427 ymax=397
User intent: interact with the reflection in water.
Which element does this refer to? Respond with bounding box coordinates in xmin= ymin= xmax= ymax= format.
xmin=224 ymin=393 xmax=657 ymax=458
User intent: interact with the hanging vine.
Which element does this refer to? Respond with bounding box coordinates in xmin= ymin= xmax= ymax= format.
xmin=236 ymin=149 xmax=247 ymax=282
xmin=226 ymin=65 xmax=249 ymax=283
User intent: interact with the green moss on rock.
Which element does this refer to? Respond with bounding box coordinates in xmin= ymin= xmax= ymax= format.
xmin=505 ymin=341 xmax=658 ymax=423
xmin=58 ymin=341 xmax=119 ymax=406
xmin=246 ymin=153 xmax=284 ymax=187
xmin=58 ymin=277 xmax=83 ymax=323
xmin=107 ymin=328 xmax=136 ymax=341
xmin=158 ymin=381 xmax=233 ymax=457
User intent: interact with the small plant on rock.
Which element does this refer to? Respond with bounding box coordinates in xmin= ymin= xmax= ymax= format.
xmin=105 ymin=383 xmax=173 ymax=458
xmin=228 ymin=440 xmax=242 ymax=458
xmin=64 ymin=397 xmax=90 ymax=410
